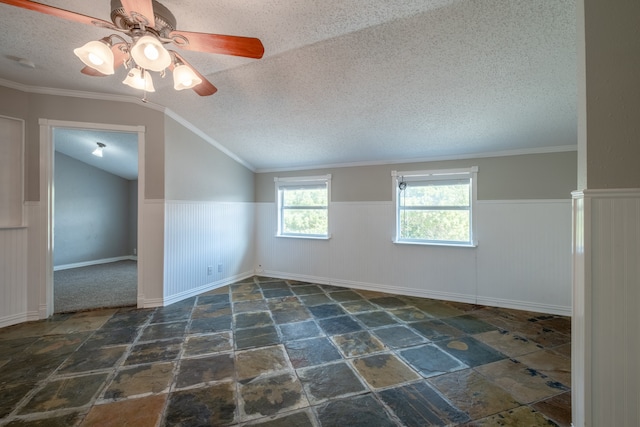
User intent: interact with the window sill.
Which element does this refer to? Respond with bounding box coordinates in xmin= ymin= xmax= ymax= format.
xmin=393 ymin=239 xmax=477 ymax=248
xmin=276 ymin=234 xmax=331 ymax=240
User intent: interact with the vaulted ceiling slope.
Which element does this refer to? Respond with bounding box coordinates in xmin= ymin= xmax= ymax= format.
xmin=0 ymin=0 xmax=577 ymax=171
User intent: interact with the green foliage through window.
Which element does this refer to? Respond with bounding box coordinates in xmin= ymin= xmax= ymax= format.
xmin=277 ymin=180 xmax=329 ymax=237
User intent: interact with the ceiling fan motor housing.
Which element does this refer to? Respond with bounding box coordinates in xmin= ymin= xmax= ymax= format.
xmin=110 ymin=0 xmax=176 ymax=37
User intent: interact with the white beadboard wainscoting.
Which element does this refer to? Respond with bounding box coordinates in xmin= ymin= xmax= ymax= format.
xmin=572 ymin=189 xmax=640 ymax=427
xmin=255 ymin=200 xmax=572 ymax=315
xmin=0 ymin=227 xmax=28 ymax=327
xmin=163 ymin=201 xmax=256 ymax=305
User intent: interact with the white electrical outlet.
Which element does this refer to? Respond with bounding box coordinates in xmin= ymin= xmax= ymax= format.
xmin=207 ymin=266 xmax=213 ymax=275
xmin=217 ymin=264 xmax=222 ymax=273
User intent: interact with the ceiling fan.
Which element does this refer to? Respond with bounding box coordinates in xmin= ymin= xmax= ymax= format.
xmin=0 ymin=0 xmax=265 ymax=97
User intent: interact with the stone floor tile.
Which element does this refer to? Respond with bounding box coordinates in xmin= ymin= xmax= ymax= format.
xmin=124 ymin=338 xmax=182 ymax=365
xmin=409 ymin=319 xmax=465 ymax=341
xmin=372 ymin=325 xmax=426 ymax=349
xmin=315 ymin=393 xmax=397 ymax=427
xmin=233 ymin=292 xmax=265 ymax=302
xmin=259 ymin=281 xmax=289 ymax=290
xmin=231 ymin=283 xmax=261 ymax=294
xmin=378 ymin=381 xmax=469 ymax=426
xmin=319 ymin=284 xmax=344 ymax=292
xmin=27 ymin=332 xmax=91 ymax=357
xmin=197 ymin=294 xmax=230 ymax=306
xmin=236 ymin=345 xmax=290 ymax=381
xmin=369 ymin=296 xmax=407 ymax=309
xmin=340 ymin=300 xmax=378 ymax=314
xmin=47 ymin=310 xmax=117 ymax=335
xmin=58 ymin=345 xmax=127 ymax=374
xmin=103 ymin=362 xmax=174 ymax=400
xmin=183 ymin=332 xmax=233 ymax=357
xmin=297 ymin=361 xmax=366 ymax=404
xmin=164 ymin=382 xmax=236 ymax=426
xmin=318 ymin=316 xmax=363 ymax=336
xmin=290 ymin=285 xmax=324 ymax=296
xmin=19 ymin=373 xmax=108 ymax=414
xmin=278 ymin=320 xmax=322 ymax=342
xmin=190 ymin=316 xmax=232 ymax=334
xmin=191 ymin=304 xmax=232 ymax=319
xmin=308 ymin=304 xmax=346 ymax=319
xmin=331 ymin=331 xmax=386 ymax=357
xmin=462 ymin=405 xmax=559 ymax=426
xmin=81 ymin=394 xmax=166 ymax=427
xmin=355 ymin=311 xmax=398 ymax=328
xmin=399 ymin=344 xmax=467 ymax=378
xmin=285 ymin=337 xmax=342 ymax=368
xmin=443 ymin=314 xmax=497 ymax=334
xmin=515 ymin=323 xmax=572 ymax=348
xmin=475 ymin=359 xmax=570 ymax=403
xmin=389 ymin=307 xmax=432 ymax=322
xmin=428 ymin=369 xmax=520 ymax=419
xmin=263 ymin=289 xmax=294 ymax=299
xmin=80 ymin=328 xmax=137 ymax=350
xmin=0 ymin=353 xmax=68 ymax=385
xmin=473 ymin=330 xmax=544 ymax=357
xmin=202 ymin=285 xmax=231 ymax=295
xmin=244 ymin=409 xmax=316 ymax=426
xmin=239 ymin=372 xmax=308 ymax=420
xmin=150 ymin=307 xmax=191 ymax=324
xmin=235 ymin=312 xmax=274 ymax=329
xmin=235 ymin=325 xmax=280 ymax=350
xmin=101 ymin=309 xmax=152 ymax=330
xmin=411 ymin=301 xmax=464 ymax=318
xmin=0 ymin=381 xmax=37 ymax=418
xmin=298 ymin=293 xmax=332 ymax=306
xmin=139 ymin=321 xmax=187 ymax=341
xmin=436 ymin=337 xmax=506 ymax=367
xmin=234 ymin=300 xmax=269 ymax=313
xmin=269 ymin=304 xmax=311 ymax=324
xmin=516 ymin=349 xmax=571 ymax=386
xmin=351 ymin=353 xmax=420 ymax=389
xmin=531 ymin=391 xmax=572 ymax=427
xmin=175 ymin=353 xmax=235 ymax=389
xmin=552 ymin=343 xmax=571 ymax=358
xmin=329 ymin=290 xmax=364 ymax=302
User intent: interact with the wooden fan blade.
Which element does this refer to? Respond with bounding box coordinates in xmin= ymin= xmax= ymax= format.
xmin=170 ymin=30 xmax=264 ymax=59
xmin=80 ymin=43 xmax=128 ymax=77
xmin=170 ymin=52 xmax=217 ymax=96
xmin=120 ymin=0 xmax=155 ymax=28
xmin=0 ymin=0 xmax=113 ymax=27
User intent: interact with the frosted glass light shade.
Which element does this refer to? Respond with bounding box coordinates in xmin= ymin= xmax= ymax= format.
xmin=74 ymin=40 xmax=115 ymax=75
xmin=173 ymin=64 xmax=202 ymax=90
xmin=130 ymin=35 xmax=171 ymax=72
xmin=122 ymin=68 xmax=155 ymax=92
xmin=92 ymin=147 xmax=103 ymax=157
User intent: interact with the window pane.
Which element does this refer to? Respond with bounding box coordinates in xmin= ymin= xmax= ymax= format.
xmin=400 ymin=209 xmax=470 ymax=242
xmin=283 ymin=209 xmax=328 ymax=235
xmin=283 ymin=187 xmax=327 ymax=207
xmin=402 ymin=182 xmax=469 ymax=207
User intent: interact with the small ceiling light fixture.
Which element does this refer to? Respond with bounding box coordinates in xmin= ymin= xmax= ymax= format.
xmin=92 ymin=142 xmax=106 ymax=157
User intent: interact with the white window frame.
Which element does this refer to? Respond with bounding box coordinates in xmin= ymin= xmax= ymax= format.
xmin=275 ymin=174 xmax=332 ymax=239
xmin=392 ymin=167 xmax=478 ymax=247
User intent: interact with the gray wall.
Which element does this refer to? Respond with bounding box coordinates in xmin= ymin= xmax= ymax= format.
xmin=0 ymin=86 xmax=165 ymax=201
xmin=164 ymin=116 xmax=254 ymax=202
xmin=54 ymin=152 xmax=136 ymax=266
xmin=255 ymin=151 xmax=577 ymax=202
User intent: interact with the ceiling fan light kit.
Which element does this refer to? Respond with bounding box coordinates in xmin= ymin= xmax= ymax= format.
xmin=1 ymin=0 xmax=264 ymax=97
xmin=73 ymin=38 xmax=115 ymax=75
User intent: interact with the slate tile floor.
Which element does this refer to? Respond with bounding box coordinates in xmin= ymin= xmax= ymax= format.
xmin=0 ymin=277 xmax=572 ymax=426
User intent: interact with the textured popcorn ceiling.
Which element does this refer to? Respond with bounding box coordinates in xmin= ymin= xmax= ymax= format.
xmin=0 ymin=0 xmax=577 ymax=171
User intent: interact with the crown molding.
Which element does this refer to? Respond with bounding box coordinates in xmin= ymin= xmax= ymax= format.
xmin=256 ymin=145 xmax=578 ymax=173
xmin=0 ymin=78 xmax=255 ymax=171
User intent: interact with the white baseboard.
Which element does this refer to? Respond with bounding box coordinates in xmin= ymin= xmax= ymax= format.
xmin=160 ymin=270 xmax=255 ymax=307
xmin=259 ymin=269 xmax=571 ymax=316
xmin=54 ymin=256 xmax=137 ymax=271
xmin=0 ymin=310 xmax=39 ymax=329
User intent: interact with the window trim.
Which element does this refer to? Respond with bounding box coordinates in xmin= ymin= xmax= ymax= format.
xmin=274 ymin=174 xmax=332 ymax=239
xmin=391 ymin=167 xmax=478 ymax=247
